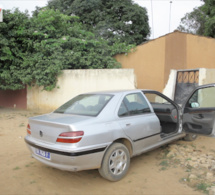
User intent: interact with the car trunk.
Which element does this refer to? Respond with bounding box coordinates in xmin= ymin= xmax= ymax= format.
xmin=29 ymin=113 xmax=92 ymax=144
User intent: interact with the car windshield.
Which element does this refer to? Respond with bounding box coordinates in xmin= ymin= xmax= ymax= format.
xmin=54 ymin=94 xmax=113 ymax=116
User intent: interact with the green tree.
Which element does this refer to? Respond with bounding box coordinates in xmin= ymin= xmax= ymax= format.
xmin=46 ymin=0 xmax=75 ymax=16
xmin=47 ymin=0 xmax=150 ymax=45
xmin=0 ymin=9 xmax=133 ymax=91
xmin=178 ymin=0 xmax=215 ymax=37
xmin=202 ymin=0 xmax=215 ymax=37
xmin=0 ymin=9 xmax=31 ymax=90
xmin=177 ymin=7 xmax=206 ymax=35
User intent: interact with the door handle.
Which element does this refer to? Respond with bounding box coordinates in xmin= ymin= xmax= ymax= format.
xmin=193 ymin=114 xmax=203 ymax=119
xmin=126 ymin=123 xmax=131 ymax=127
xmin=192 ymin=115 xmax=211 ymax=124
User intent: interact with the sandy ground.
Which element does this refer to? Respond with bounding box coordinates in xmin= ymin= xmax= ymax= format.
xmin=1 ymin=108 xmax=214 ymax=195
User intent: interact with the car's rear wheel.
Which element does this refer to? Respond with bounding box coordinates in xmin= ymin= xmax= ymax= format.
xmin=99 ymin=143 xmax=130 ymax=182
xmin=184 ymin=134 xmax=198 ymax=141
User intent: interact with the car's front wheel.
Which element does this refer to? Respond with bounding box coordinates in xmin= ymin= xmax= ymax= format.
xmin=99 ymin=143 xmax=130 ymax=182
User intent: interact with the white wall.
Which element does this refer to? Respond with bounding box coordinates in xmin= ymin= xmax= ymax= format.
xmin=27 ymin=69 xmax=136 ymax=111
xmin=199 ymin=68 xmax=215 ymax=85
xmin=162 ymin=69 xmax=177 ymax=100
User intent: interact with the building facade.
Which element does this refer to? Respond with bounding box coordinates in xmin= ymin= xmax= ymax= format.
xmin=115 ymin=31 xmax=215 ymax=92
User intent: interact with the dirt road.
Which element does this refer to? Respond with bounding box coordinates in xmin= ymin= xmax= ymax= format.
xmin=0 ymin=108 xmax=214 ymax=195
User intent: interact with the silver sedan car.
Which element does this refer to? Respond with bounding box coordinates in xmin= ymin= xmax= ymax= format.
xmin=25 ymin=84 xmax=215 ymax=181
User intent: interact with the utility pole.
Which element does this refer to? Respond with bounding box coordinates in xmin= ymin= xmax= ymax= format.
xmin=169 ymin=1 xmax=172 ymax=33
xmin=151 ymin=0 xmax=154 ymax=39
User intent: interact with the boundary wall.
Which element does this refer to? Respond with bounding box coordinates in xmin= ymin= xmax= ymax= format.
xmin=27 ymin=69 xmax=136 ymax=111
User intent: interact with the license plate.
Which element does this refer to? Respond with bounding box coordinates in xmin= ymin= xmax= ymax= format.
xmin=35 ymin=148 xmax=51 ymax=160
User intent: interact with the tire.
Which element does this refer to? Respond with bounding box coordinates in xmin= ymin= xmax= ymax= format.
xmin=183 ymin=134 xmax=198 ymax=141
xmin=99 ymin=143 xmax=130 ymax=182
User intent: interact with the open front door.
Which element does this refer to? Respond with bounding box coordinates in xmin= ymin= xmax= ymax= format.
xmin=183 ymin=84 xmax=215 ymax=137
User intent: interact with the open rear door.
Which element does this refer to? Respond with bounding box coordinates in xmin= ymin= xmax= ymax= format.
xmin=182 ymin=83 xmax=215 ymax=137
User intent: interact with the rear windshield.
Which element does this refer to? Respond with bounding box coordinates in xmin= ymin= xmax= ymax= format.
xmin=54 ymin=94 xmax=113 ymax=116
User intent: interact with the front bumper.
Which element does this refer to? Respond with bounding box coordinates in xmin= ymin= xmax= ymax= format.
xmin=25 ymin=137 xmax=107 ymax=171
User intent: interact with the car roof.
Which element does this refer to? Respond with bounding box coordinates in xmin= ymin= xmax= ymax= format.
xmin=83 ymin=89 xmax=144 ymax=95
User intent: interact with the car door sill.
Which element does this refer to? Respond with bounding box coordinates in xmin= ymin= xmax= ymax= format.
xmin=161 ymin=132 xmax=184 ymax=140
xmin=132 ymin=132 xmax=185 ymax=158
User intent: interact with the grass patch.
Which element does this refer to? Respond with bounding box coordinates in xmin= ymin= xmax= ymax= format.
xmin=159 ymin=160 xmax=169 ymax=170
xmin=190 ymin=143 xmax=196 ymax=149
xmin=185 ymin=165 xmax=194 ymax=172
xmin=186 ymin=168 xmax=192 ymax=172
xmin=6 ymin=115 xmax=15 ymax=119
xmin=25 ymin=162 xmax=34 ymax=167
xmin=30 ymin=180 xmax=36 ymax=184
xmin=19 ymin=123 xmax=25 ymax=127
xmin=196 ymin=182 xmax=211 ymax=194
xmin=210 ymin=149 xmax=215 ymax=153
xmin=13 ymin=166 xmax=20 ymax=170
xmin=160 ymin=160 xmax=169 ymax=166
xmin=158 ymin=146 xmax=170 ymax=159
xmin=172 ymin=158 xmax=180 ymax=164
xmin=201 ymin=146 xmax=206 ymax=149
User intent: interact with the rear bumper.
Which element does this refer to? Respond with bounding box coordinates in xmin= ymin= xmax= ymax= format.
xmin=25 ymin=137 xmax=107 ymax=171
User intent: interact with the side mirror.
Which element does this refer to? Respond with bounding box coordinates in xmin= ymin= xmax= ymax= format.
xmin=191 ymin=102 xmax=199 ymax=108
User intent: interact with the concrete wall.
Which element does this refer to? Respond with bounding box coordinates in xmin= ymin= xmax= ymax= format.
xmin=187 ymin=35 xmax=215 ymax=69
xmin=162 ymin=70 xmax=177 ymax=100
xmin=199 ymin=68 xmax=215 ymax=85
xmin=115 ymin=37 xmax=166 ymax=91
xmin=27 ymin=69 xmax=136 ymax=111
xmin=164 ymin=32 xmax=187 ymax=85
xmin=115 ymin=31 xmax=215 ymax=92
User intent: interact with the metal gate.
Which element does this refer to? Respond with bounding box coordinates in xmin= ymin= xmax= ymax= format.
xmin=174 ymin=70 xmax=199 ymax=105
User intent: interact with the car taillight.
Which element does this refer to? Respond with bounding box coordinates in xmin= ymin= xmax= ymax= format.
xmin=27 ymin=124 xmax=31 ymax=135
xmin=56 ymin=131 xmax=84 ymax=143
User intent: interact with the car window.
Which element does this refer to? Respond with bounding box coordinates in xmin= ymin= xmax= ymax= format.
xmin=144 ymin=93 xmax=170 ymax=104
xmin=188 ymin=87 xmax=215 ymax=108
xmin=118 ymin=93 xmax=151 ymax=117
xmin=54 ymin=94 xmax=113 ymax=116
xmin=118 ymin=101 xmax=129 ymax=117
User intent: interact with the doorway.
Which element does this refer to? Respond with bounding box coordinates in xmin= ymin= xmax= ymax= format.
xmin=174 ymin=69 xmax=199 ymax=105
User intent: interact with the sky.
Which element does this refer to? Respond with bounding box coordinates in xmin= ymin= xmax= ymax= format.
xmin=0 ymin=0 xmax=204 ymax=39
